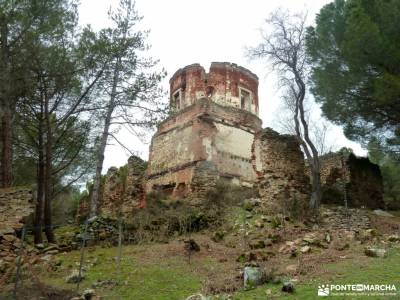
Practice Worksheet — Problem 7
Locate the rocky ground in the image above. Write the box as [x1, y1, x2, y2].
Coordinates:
[0, 203, 399, 299]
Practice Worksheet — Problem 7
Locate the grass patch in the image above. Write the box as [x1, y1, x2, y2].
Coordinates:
[38, 242, 213, 300]
[35, 239, 400, 299]
[235, 245, 400, 299]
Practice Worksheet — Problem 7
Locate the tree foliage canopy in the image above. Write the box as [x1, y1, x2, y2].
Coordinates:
[306, 0, 400, 154]
[368, 138, 400, 209]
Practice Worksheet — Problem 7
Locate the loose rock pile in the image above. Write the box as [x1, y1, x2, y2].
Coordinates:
[75, 216, 120, 246]
[321, 205, 371, 231]
[0, 188, 35, 273]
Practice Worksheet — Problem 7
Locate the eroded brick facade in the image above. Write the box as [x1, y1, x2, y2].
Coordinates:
[101, 155, 146, 217]
[0, 188, 34, 269]
[256, 128, 310, 214]
[146, 62, 263, 199]
[318, 152, 384, 209]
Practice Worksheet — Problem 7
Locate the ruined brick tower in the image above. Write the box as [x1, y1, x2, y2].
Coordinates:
[145, 62, 263, 199]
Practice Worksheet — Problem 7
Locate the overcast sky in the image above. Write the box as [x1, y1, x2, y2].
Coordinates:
[79, 0, 366, 172]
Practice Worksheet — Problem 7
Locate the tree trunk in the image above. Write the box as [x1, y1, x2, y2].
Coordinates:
[90, 103, 114, 217]
[309, 164, 322, 209]
[34, 113, 45, 244]
[90, 60, 120, 217]
[0, 18, 13, 188]
[44, 98, 55, 243]
[1, 106, 13, 187]
[293, 74, 322, 211]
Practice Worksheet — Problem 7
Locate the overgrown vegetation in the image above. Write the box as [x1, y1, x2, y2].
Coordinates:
[126, 180, 258, 244]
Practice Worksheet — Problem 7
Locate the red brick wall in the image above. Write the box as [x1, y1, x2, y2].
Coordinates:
[169, 62, 259, 114]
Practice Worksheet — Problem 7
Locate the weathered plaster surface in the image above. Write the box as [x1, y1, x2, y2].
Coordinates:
[146, 62, 262, 199]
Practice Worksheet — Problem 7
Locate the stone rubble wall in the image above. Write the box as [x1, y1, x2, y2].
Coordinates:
[317, 152, 350, 186]
[101, 155, 146, 218]
[0, 188, 35, 272]
[321, 205, 371, 231]
[347, 154, 384, 209]
[188, 161, 219, 205]
[317, 152, 384, 209]
[256, 128, 310, 214]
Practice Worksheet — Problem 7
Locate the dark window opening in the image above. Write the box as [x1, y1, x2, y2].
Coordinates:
[206, 86, 214, 98]
[173, 90, 182, 110]
[154, 183, 175, 196]
[174, 182, 188, 197]
[240, 89, 251, 111]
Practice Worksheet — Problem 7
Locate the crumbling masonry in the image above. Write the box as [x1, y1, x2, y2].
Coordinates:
[145, 62, 311, 206]
[99, 62, 383, 213]
[318, 152, 384, 209]
[256, 128, 310, 213]
[145, 63, 263, 201]
[0, 188, 34, 271]
[101, 156, 146, 217]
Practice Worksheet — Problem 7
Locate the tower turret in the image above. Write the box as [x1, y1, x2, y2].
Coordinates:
[169, 62, 259, 115]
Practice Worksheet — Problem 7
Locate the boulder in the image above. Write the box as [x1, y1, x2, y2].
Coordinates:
[41, 254, 53, 262]
[66, 269, 85, 283]
[285, 241, 295, 247]
[45, 249, 59, 255]
[303, 233, 320, 245]
[387, 234, 400, 242]
[365, 248, 387, 258]
[42, 244, 59, 253]
[2, 234, 16, 242]
[185, 294, 211, 300]
[82, 289, 96, 300]
[184, 239, 200, 252]
[254, 219, 264, 228]
[282, 281, 295, 293]
[244, 266, 265, 290]
[286, 264, 298, 273]
[35, 243, 45, 250]
[278, 244, 297, 256]
[300, 246, 311, 253]
[373, 210, 394, 217]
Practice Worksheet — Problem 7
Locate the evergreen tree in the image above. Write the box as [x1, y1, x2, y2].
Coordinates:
[89, 0, 167, 217]
[13, 0, 104, 242]
[306, 0, 400, 154]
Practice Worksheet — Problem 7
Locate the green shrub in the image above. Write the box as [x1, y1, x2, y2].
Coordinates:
[205, 180, 258, 209]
